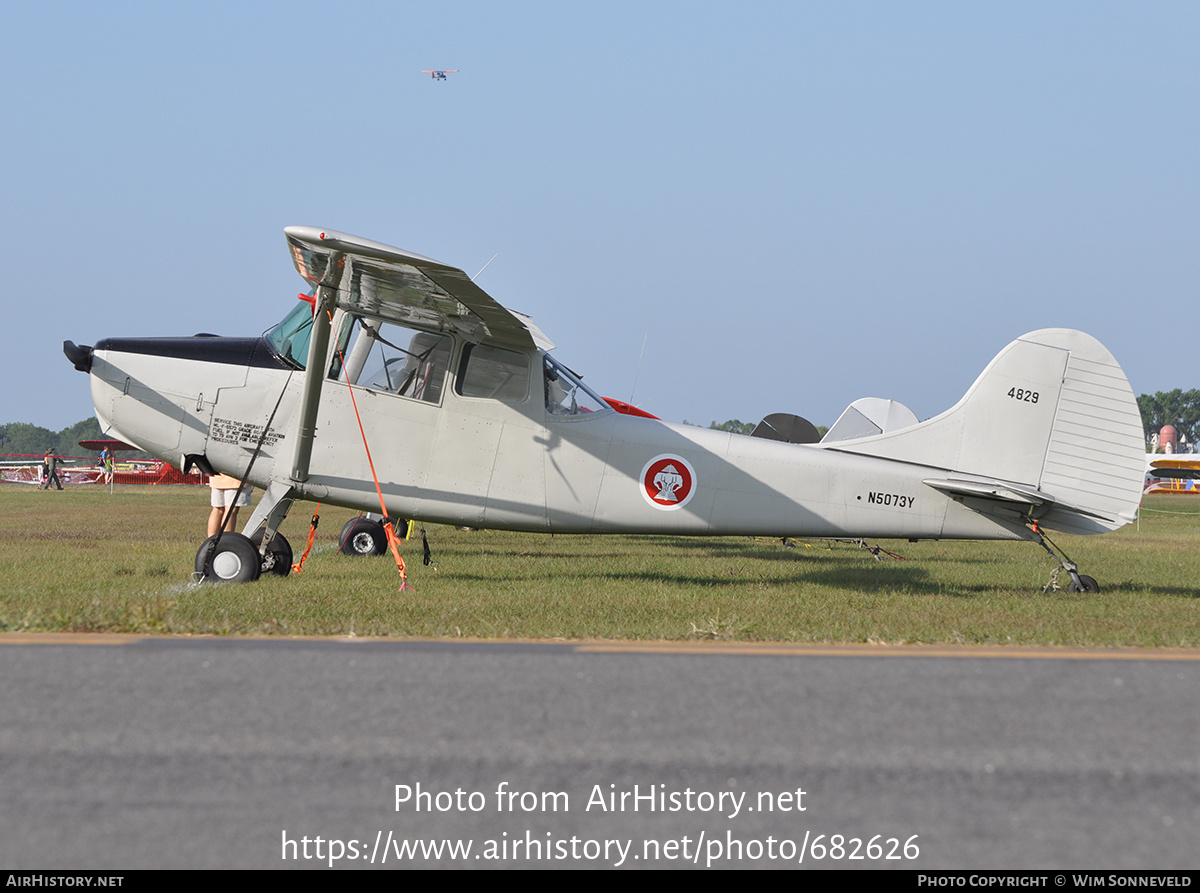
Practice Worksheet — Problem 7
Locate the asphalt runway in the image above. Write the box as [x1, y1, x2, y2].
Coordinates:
[0, 635, 1197, 869]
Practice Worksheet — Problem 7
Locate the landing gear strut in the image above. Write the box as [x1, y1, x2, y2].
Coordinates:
[250, 528, 293, 576]
[1030, 524, 1100, 593]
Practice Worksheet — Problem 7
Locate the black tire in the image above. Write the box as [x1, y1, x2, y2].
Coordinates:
[339, 518, 388, 556]
[338, 518, 358, 552]
[195, 533, 262, 583]
[250, 529, 293, 577]
[1068, 574, 1100, 593]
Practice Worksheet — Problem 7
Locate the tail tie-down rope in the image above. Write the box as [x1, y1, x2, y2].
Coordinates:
[326, 309, 411, 592]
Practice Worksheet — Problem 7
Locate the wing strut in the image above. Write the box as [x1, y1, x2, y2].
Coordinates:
[242, 255, 345, 565]
[290, 253, 344, 483]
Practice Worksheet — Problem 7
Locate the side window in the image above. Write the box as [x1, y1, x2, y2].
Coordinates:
[333, 316, 452, 404]
[456, 344, 530, 403]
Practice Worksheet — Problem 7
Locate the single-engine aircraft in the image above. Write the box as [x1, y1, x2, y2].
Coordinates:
[422, 69, 458, 80]
[62, 227, 1146, 590]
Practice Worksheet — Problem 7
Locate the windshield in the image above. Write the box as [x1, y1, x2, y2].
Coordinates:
[266, 299, 315, 369]
[543, 355, 610, 417]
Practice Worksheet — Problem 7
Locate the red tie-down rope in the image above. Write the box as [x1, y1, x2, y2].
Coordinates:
[323, 309, 410, 591]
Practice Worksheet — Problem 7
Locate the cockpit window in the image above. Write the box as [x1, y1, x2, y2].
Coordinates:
[544, 355, 610, 417]
[265, 299, 315, 369]
[332, 315, 451, 404]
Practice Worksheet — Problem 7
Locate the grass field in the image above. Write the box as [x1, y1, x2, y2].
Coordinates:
[1, 485, 1197, 645]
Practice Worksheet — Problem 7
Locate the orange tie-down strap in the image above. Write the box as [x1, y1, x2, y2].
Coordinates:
[326, 309, 410, 590]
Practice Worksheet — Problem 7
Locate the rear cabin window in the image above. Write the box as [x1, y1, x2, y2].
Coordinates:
[456, 344, 530, 403]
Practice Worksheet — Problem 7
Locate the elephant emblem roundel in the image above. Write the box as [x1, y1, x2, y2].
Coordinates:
[639, 454, 696, 511]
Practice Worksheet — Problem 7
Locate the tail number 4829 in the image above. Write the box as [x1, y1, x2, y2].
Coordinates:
[1008, 387, 1039, 404]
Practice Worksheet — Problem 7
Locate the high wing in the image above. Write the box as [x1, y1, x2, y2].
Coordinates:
[284, 226, 552, 351]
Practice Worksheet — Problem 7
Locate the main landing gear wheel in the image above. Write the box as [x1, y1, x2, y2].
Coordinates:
[1068, 574, 1100, 593]
[195, 533, 262, 583]
[250, 529, 293, 577]
[339, 518, 388, 556]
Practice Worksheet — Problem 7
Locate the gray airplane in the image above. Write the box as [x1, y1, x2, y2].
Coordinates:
[63, 226, 1146, 590]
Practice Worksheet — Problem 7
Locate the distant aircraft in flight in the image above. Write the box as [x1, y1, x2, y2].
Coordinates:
[422, 70, 458, 81]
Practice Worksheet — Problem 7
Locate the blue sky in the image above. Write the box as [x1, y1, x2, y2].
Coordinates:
[3, 1, 1197, 434]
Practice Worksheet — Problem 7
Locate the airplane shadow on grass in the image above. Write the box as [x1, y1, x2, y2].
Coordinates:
[450, 556, 952, 595]
[648, 535, 1002, 564]
[443, 535, 1059, 595]
[1101, 581, 1200, 598]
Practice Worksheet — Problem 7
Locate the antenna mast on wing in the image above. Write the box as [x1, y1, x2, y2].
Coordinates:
[471, 253, 499, 282]
[629, 332, 648, 403]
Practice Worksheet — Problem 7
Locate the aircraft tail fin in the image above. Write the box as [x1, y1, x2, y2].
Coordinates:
[823, 329, 1145, 534]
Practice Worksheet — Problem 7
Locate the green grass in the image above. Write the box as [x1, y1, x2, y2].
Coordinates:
[1, 486, 1198, 645]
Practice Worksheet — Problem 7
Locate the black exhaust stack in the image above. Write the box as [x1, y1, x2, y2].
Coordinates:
[63, 341, 94, 373]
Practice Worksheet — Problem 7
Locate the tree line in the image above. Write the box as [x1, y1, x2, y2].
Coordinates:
[0, 418, 148, 459]
[1137, 389, 1199, 449]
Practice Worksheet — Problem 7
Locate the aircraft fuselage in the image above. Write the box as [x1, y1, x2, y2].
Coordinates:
[83, 323, 1025, 543]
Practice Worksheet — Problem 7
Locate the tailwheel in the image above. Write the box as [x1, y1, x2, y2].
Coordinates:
[1068, 574, 1100, 593]
[195, 533, 262, 583]
[250, 529, 293, 577]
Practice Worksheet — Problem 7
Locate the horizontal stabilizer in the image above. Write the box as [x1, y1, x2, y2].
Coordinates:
[922, 477, 1049, 506]
[922, 477, 1112, 522]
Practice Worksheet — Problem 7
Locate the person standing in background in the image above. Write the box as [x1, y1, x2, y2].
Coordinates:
[39, 448, 63, 491]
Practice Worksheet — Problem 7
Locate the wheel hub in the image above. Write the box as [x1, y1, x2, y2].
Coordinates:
[212, 551, 243, 579]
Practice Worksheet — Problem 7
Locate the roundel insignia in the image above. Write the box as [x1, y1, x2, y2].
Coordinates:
[639, 454, 697, 511]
